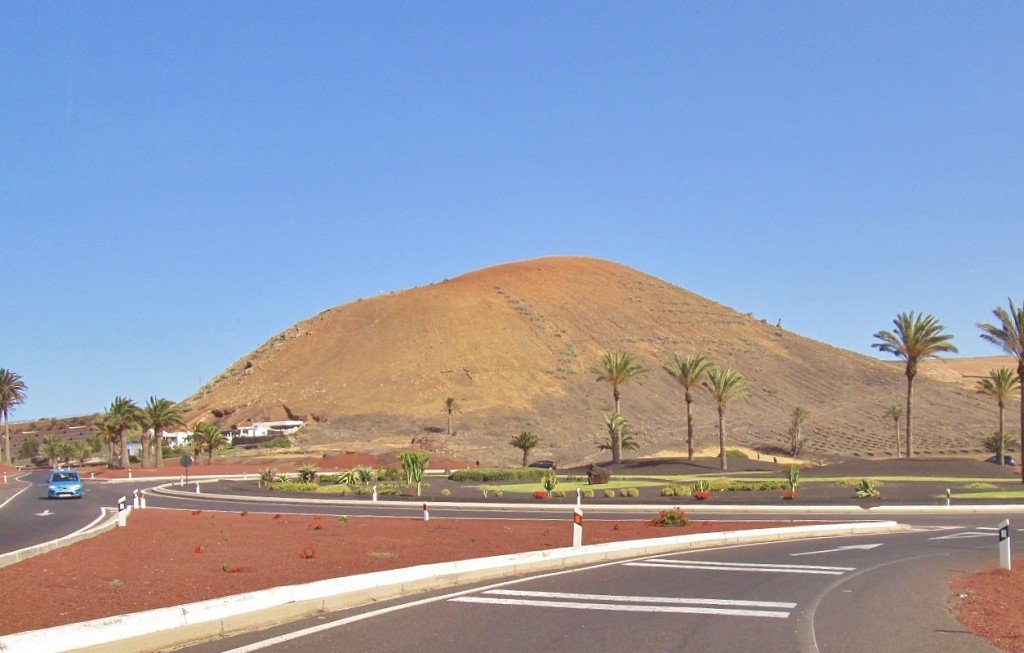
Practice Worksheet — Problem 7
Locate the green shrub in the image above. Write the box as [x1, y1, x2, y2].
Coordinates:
[315, 484, 350, 495]
[493, 489, 503, 498]
[542, 471, 559, 493]
[448, 468, 549, 482]
[855, 479, 880, 499]
[551, 489, 565, 497]
[582, 488, 595, 498]
[661, 486, 676, 497]
[297, 465, 319, 483]
[604, 489, 616, 498]
[441, 488, 452, 497]
[268, 481, 318, 492]
[259, 468, 278, 487]
[376, 467, 403, 482]
[726, 449, 749, 458]
[260, 436, 291, 449]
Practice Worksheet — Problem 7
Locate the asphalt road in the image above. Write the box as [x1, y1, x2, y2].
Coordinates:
[3, 477, 1021, 652]
[174, 527, 1008, 653]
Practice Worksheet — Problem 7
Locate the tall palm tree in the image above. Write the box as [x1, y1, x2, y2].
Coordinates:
[442, 397, 460, 436]
[701, 367, 750, 470]
[664, 353, 713, 461]
[592, 352, 647, 415]
[190, 422, 227, 464]
[509, 430, 541, 467]
[0, 368, 28, 465]
[872, 312, 957, 458]
[976, 368, 1021, 467]
[103, 397, 142, 469]
[141, 397, 185, 468]
[978, 299, 1024, 481]
[883, 404, 904, 458]
[93, 417, 119, 465]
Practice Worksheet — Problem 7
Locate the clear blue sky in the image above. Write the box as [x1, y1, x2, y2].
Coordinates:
[3, 3, 1022, 420]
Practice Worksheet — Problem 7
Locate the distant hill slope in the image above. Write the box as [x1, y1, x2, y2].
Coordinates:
[182, 256, 1008, 465]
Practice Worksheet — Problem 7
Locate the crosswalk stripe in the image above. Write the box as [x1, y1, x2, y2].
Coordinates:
[483, 589, 797, 609]
[624, 559, 853, 575]
[450, 596, 790, 618]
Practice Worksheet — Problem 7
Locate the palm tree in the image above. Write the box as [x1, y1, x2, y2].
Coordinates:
[872, 312, 957, 458]
[597, 411, 640, 459]
[701, 367, 750, 470]
[883, 404, 904, 458]
[509, 430, 541, 467]
[141, 397, 185, 468]
[789, 406, 809, 457]
[102, 397, 142, 469]
[93, 417, 119, 465]
[664, 353, 713, 461]
[442, 397, 460, 436]
[976, 368, 1021, 467]
[40, 434, 64, 469]
[978, 299, 1024, 481]
[0, 368, 28, 465]
[190, 422, 227, 464]
[592, 352, 647, 415]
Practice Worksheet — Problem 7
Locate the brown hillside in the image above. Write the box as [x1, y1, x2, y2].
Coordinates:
[183, 256, 1011, 465]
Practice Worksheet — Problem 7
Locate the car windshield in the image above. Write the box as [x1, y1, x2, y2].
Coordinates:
[52, 473, 78, 482]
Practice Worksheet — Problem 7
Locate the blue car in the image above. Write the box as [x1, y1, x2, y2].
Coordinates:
[47, 470, 83, 499]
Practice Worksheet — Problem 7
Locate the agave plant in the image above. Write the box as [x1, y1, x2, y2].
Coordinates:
[855, 479, 880, 499]
[297, 464, 319, 483]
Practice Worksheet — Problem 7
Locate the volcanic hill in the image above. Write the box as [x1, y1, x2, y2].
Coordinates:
[183, 256, 1003, 465]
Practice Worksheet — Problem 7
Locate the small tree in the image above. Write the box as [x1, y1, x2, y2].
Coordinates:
[983, 431, 1015, 460]
[789, 406, 809, 456]
[397, 450, 430, 486]
[509, 431, 541, 467]
[701, 367, 750, 471]
[442, 397, 460, 436]
[17, 438, 39, 461]
[189, 422, 227, 464]
[597, 410, 640, 455]
[41, 434, 64, 469]
[883, 404, 904, 458]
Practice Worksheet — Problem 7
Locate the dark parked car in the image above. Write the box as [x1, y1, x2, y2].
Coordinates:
[985, 455, 1017, 466]
[528, 460, 557, 470]
[47, 470, 83, 499]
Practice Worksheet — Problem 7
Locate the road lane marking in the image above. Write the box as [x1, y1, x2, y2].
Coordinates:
[625, 559, 854, 575]
[790, 543, 882, 556]
[451, 595, 791, 618]
[928, 531, 997, 541]
[482, 589, 796, 609]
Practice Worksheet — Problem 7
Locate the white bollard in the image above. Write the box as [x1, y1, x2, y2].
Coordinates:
[140, 490, 147, 509]
[572, 507, 583, 548]
[946, 488, 951, 507]
[999, 519, 1011, 570]
[128, 469, 132, 480]
[180, 476, 185, 487]
[423, 503, 429, 521]
[3, 473, 6, 483]
[133, 489, 140, 509]
[372, 485, 378, 502]
[117, 496, 128, 527]
[577, 488, 581, 505]
[195, 482, 201, 494]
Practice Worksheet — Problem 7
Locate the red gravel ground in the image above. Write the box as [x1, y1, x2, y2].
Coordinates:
[951, 565, 1024, 652]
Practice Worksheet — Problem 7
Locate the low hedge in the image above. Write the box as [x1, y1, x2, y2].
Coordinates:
[448, 467, 550, 482]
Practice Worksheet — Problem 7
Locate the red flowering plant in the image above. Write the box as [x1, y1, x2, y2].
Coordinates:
[645, 507, 689, 527]
[533, 490, 548, 499]
[691, 480, 711, 500]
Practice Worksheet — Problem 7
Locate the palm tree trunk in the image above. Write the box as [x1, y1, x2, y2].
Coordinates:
[905, 375, 915, 459]
[612, 431, 622, 464]
[119, 431, 127, 469]
[685, 394, 695, 462]
[447, 412, 452, 436]
[1018, 361, 1024, 483]
[894, 419, 901, 458]
[3, 414, 11, 465]
[718, 406, 727, 471]
[155, 431, 164, 468]
[140, 432, 151, 468]
[998, 401, 1005, 466]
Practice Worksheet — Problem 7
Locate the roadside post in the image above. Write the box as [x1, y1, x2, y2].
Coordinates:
[140, 489, 147, 509]
[423, 503, 429, 522]
[195, 482, 201, 494]
[372, 485, 378, 502]
[132, 489, 140, 509]
[999, 519, 1011, 570]
[576, 488, 581, 505]
[946, 488, 951, 507]
[572, 507, 583, 548]
[117, 496, 128, 527]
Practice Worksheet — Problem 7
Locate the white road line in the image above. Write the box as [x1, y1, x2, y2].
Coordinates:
[483, 589, 797, 609]
[625, 559, 854, 575]
[928, 532, 996, 541]
[450, 596, 790, 618]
